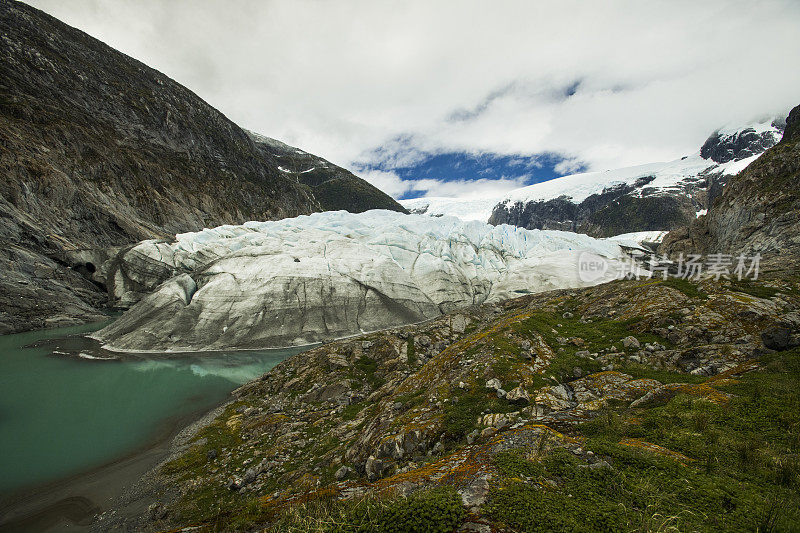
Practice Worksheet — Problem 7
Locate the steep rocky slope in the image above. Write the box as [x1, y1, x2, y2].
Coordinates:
[0, 0, 402, 334]
[98, 272, 800, 532]
[663, 104, 800, 258]
[248, 132, 406, 214]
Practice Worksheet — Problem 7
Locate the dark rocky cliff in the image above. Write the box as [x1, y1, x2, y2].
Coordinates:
[662, 104, 800, 258]
[489, 176, 699, 237]
[489, 124, 783, 238]
[0, 0, 402, 333]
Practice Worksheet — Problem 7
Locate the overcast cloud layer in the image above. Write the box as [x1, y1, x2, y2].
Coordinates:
[29, 0, 800, 199]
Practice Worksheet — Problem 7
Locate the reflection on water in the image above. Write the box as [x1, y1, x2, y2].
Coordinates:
[0, 321, 307, 494]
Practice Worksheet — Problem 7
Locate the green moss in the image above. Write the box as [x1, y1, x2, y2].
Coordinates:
[659, 278, 708, 299]
[395, 389, 425, 409]
[269, 486, 465, 533]
[353, 356, 385, 389]
[341, 401, 367, 421]
[407, 337, 417, 366]
[442, 388, 518, 441]
[726, 279, 780, 299]
[614, 362, 707, 385]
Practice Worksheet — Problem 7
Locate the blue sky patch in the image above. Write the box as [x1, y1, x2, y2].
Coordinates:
[354, 148, 587, 200]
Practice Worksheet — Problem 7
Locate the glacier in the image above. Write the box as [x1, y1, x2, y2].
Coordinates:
[93, 210, 633, 352]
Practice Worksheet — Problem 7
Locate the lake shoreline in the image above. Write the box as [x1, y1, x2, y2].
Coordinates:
[0, 397, 224, 533]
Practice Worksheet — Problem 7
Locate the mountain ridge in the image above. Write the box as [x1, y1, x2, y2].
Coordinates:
[0, 0, 402, 334]
[401, 119, 784, 237]
[662, 103, 800, 259]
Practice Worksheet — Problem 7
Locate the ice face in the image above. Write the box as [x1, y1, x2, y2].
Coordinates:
[94, 210, 632, 352]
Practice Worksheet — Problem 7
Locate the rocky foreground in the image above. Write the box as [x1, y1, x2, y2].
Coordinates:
[97, 266, 800, 532]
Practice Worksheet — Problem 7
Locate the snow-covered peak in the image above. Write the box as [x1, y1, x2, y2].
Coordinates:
[499, 150, 760, 207]
[700, 118, 783, 164]
[399, 118, 783, 224]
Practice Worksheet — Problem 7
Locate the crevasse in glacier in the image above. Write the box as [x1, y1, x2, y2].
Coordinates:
[93, 210, 632, 352]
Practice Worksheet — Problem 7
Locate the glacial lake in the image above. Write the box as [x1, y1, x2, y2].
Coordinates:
[0, 321, 306, 495]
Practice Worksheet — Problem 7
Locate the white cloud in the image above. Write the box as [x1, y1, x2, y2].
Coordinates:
[406, 177, 529, 200]
[553, 157, 585, 176]
[357, 169, 410, 198]
[28, 0, 800, 187]
[356, 170, 526, 200]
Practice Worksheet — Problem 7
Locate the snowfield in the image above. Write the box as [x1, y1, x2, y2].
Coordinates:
[400, 151, 762, 224]
[94, 210, 633, 352]
[605, 231, 670, 248]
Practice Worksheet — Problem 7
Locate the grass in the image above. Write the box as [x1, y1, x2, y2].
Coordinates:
[266, 486, 465, 532]
[726, 278, 781, 299]
[659, 278, 708, 300]
[485, 348, 800, 532]
[407, 337, 417, 365]
[512, 310, 673, 385]
[341, 401, 367, 421]
[442, 386, 520, 441]
[660, 277, 708, 299]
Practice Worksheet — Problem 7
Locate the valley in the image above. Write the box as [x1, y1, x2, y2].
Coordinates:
[1, 1, 799, 532]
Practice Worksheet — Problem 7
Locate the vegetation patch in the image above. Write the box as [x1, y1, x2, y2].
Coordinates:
[341, 401, 367, 421]
[443, 387, 519, 441]
[513, 311, 671, 385]
[267, 486, 465, 532]
[486, 348, 800, 532]
[660, 277, 708, 299]
[727, 278, 781, 299]
[353, 356, 385, 389]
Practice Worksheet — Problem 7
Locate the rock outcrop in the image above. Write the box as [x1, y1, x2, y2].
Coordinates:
[489, 177, 699, 237]
[91, 211, 632, 351]
[662, 104, 800, 258]
[700, 120, 786, 163]
[0, 0, 403, 333]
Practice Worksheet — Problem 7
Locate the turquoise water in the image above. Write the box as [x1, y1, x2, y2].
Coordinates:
[0, 322, 306, 494]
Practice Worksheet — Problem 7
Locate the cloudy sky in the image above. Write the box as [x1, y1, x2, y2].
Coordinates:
[29, 0, 800, 200]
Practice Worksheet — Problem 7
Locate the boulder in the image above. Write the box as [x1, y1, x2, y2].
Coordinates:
[622, 336, 641, 349]
[506, 386, 530, 405]
[762, 327, 793, 351]
[458, 476, 490, 509]
[485, 378, 502, 391]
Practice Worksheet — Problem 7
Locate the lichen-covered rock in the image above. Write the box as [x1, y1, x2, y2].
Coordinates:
[622, 336, 641, 349]
[485, 378, 503, 392]
[506, 386, 530, 405]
